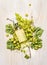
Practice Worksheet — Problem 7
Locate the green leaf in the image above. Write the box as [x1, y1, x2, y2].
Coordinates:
[6, 24, 14, 34]
[7, 39, 15, 50]
[35, 27, 43, 37]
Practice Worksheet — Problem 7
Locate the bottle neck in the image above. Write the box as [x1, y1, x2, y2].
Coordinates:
[6, 18, 21, 30]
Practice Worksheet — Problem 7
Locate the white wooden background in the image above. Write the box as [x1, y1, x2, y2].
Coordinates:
[0, 0, 47, 65]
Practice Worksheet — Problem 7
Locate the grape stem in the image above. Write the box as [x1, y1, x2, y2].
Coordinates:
[28, 47, 31, 58]
[7, 18, 14, 24]
[6, 18, 16, 29]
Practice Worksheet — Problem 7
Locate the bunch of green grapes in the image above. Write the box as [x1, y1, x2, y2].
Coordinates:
[15, 13, 43, 50]
[6, 13, 43, 59]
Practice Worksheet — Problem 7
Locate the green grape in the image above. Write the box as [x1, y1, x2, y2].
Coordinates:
[24, 54, 30, 59]
[13, 41, 16, 44]
[29, 4, 31, 6]
[31, 25, 36, 32]
[25, 14, 28, 17]
[13, 33, 19, 42]
[29, 33, 33, 36]
[21, 50, 26, 53]
[15, 44, 21, 50]
[29, 38, 32, 42]
[18, 22, 23, 28]
[38, 44, 42, 48]
[32, 37, 37, 43]
[31, 43, 35, 49]
[15, 13, 22, 21]
[34, 45, 39, 50]
[6, 33, 9, 37]
[11, 38, 14, 42]
[23, 25, 29, 30]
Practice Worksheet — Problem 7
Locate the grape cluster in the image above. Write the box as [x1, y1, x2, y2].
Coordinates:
[15, 13, 43, 50]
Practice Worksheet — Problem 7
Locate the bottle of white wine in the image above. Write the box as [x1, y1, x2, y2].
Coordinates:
[15, 23, 27, 43]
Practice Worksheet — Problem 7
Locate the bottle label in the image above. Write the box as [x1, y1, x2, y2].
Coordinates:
[15, 29, 27, 43]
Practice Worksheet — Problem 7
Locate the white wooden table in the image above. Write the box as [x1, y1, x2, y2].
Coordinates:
[0, 0, 47, 65]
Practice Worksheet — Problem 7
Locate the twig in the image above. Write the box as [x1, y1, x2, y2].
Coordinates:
[28, 47, 31, 58]
[6, 18, 15, 26]
[7, 18, 14, 23]
[6, 18, 16, 30]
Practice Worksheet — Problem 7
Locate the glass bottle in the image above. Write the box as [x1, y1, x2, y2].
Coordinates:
[15, 23, 27, 43]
